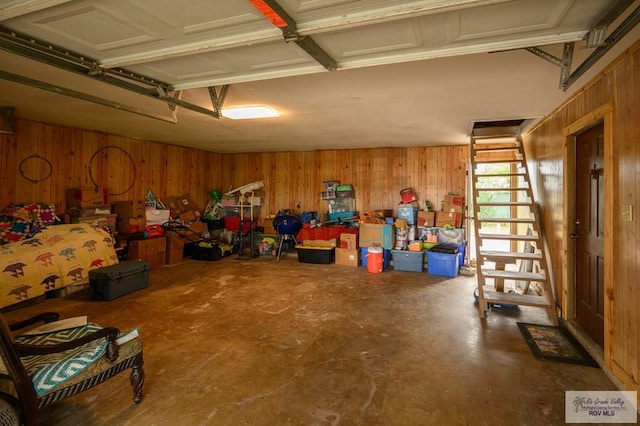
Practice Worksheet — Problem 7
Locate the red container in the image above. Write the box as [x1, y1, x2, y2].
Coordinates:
[146, 224, 165, 238]
[224, 216, 251, 233]
[400, 188, 417, 203]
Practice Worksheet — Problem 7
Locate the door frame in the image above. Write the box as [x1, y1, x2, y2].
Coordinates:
[562, 102, 614, 361]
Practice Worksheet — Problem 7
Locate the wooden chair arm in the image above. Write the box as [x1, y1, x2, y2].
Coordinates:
[9, 312, 60, 332]
[14, 327, 120, 361]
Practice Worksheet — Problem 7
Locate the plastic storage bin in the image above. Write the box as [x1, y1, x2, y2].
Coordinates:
[89, 260, 151, 301]
[427, 251, 460, 277]
[296, 246, 335, 264]
[391, 249, 424, 272]
[457, 244, 465, 266]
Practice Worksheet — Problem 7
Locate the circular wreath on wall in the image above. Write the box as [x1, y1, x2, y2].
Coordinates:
[19, 154, 53, 183]
[88, 146, 137, 196]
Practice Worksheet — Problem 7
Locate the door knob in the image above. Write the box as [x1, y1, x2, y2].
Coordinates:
[570, 233, 578, 240]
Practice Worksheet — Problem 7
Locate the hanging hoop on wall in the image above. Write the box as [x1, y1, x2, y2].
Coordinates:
[88, 146, 137, 196]
[18, 154, 53, 183]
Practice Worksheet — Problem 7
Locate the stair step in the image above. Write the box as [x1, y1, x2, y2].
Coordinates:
[476, 201, 532, 207]
[473, 144, 520, 152]
[481, 288, 551, 307]
[474, 172, 526, 178]
[475, 186, 530, 191]
[478, 233, 539, 241]
[477, 217, 535, 223]
[473, 157, 523, 164]
[481, 269, 546, 281]
[480, 250, 542, 260]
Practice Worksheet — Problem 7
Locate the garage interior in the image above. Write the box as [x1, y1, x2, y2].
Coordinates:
[0, 0, 639, 424]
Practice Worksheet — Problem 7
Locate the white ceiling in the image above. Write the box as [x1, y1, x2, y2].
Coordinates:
[0, 0, 639, 153]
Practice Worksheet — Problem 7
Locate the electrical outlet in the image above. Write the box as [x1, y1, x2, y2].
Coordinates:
[621, 204, 633, 222]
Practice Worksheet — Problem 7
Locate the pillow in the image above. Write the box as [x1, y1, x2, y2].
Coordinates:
[3, 203, 60, 228]
[0, 215, 37, 245]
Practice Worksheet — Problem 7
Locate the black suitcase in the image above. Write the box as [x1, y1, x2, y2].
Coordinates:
[427, 244, 460, 254]
[89, 260, 151, 301]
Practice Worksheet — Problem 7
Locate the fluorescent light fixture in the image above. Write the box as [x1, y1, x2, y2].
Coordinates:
[221, 105, 280, 120]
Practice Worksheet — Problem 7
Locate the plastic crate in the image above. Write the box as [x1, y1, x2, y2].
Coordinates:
[427, 251, 460, 277]
[391, 249, 424, 272]
[89, 260, 150, 301]
[328, 211, 357, 221]
[296, 245, 335, 264]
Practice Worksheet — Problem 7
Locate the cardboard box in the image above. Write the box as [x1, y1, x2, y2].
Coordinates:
[443, 195, 464, 213]
[417, 211, 436, 227]
[68, 206, 111, 217]
[117, 216, 146, 235]
[263, 219, 277, 235]
[67, 187, 110, 208]
[335, 247, 359, 267]
[435, 211, 463, 228]
[166, 195, 196, 214]
[188, 220, 206, 235]
[165, 231, 183, 249]
[340, 233, 357, 249]
[359, 223, 395, 250]
[166, 247, 184, 265]
[70, 213, 117, 233]
[112, 200, 146, 218]
[179, 209, 201, 223]
[302, 238, 337, 248]
[127, 237, 166, 269]
[397, 205, 419, 225]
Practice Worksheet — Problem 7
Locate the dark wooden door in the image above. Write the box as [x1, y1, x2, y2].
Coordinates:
[574, 123, 605, 347]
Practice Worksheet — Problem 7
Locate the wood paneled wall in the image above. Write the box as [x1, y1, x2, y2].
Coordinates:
[1, 118, 468, 225]
[524, 40, 639, 392]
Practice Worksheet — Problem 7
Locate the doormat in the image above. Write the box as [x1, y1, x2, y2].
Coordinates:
[517, 322, 599, 368]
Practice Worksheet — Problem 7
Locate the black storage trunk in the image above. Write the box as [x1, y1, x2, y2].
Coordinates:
[89, 260, 151, 301]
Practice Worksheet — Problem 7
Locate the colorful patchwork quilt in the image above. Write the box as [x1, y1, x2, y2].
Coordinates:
[0, 223, 118, 308]
[0, 203, 60, 245]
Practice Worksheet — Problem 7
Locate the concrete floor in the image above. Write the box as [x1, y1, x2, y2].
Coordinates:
[3, 249, 618, 426]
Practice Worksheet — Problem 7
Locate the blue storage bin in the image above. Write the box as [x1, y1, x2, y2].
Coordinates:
[457, 244, 465, 266]
[427, 251, 460, 277]
[360, 246, 391, 269]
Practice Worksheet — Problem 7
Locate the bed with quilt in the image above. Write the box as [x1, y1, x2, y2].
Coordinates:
[0, 203, 118, 309]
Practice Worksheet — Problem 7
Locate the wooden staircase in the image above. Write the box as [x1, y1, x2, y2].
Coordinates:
[470, 133, 558, 325]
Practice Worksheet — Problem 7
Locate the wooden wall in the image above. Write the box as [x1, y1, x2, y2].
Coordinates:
[524, 40, 639, 392]
[0, 118, 468, 226]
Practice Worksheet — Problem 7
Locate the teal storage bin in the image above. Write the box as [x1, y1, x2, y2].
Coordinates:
[391, 249, 424, 272]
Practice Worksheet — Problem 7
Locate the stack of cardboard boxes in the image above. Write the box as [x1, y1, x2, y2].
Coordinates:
[112, 200, 146, 235]
[335, 233, 358, 266]
[435, 194, 464, 228]
[65, 187, 117, 233]
[112, 199, 166, 269]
